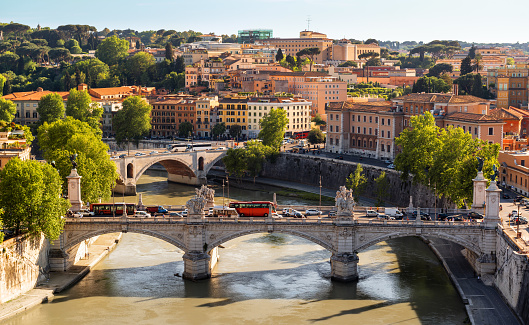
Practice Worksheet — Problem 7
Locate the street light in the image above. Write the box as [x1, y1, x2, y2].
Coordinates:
[319, 174, 322, 209]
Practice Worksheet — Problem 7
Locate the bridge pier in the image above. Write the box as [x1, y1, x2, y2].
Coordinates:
[330, 253, 359, 282]
[167, 173, 202, 186]
[113, 183, 136, 196]
[182, 252, 212, 280]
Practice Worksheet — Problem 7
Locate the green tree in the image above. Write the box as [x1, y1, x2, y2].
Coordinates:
[245, 140, 272, 183]
[394, 112, 499, 207]
[37, 93, 65, 125]
[66, 88, 103, 136]
[311, 114, 327, 127]
[0, 74, 5, 95]
[114, 96, 152, 153]
[359, 51, 380, 82]
[48, 47, 72, 64]
[308, 128, 325, 145]
[0, 158, 69, 239]
[165, 42, 173, 61]
[258, 108, 288, 151]
[0, 98, 16, 123]
[178, 121, 193, 137]
[285, 55, 296, 70]
[427, 63, 453, 78]
[374, 171, 389, 207]
[95, 35, 129, 66]
[346, 163, 367, 203]
[38, 117, 118, 204]
[222, 148, 247, 179]
[412, 76, 451, 93]
[212, 122, 226, 139]
[468, 45, 476, 59]
[365, 38, 379, 45]
[473, 54, 483, 73]
[125, 52, 155, 85]
[229, 124, 242, 139]
[460, 56, 473, 76]
[275, 48, 284, 62]
[297, 47, 321, 71]
[507, 58, 515, 66]
[338, 61, 358, 67]
[456, 73, 488, 98]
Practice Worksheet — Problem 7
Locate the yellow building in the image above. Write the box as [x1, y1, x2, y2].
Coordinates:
[195, 96, 219, 138]
[217, 98, 249, 138]
[487, 66, 529, 108]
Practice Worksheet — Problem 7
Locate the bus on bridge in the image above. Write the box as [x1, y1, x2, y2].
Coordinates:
[229, 201, 277, 217]
[89, 203, 136, 216]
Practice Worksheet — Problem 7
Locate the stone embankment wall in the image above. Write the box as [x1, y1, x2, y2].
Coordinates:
[0, 235, 49, 303]
[494, 230, 529, 323]
[261, 154, 447, 208]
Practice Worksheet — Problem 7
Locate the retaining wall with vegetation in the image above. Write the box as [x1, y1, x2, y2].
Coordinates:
[261, 154, 451, 208]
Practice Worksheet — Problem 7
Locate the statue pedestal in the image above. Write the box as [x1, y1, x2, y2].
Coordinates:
[484, 182, 501, 229]
[187, 212, 205, 223]
[66, 169, 82, 212]
[471, 171, 487, 214]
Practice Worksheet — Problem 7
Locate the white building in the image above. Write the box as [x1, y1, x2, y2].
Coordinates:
[246, 97, 312, 138]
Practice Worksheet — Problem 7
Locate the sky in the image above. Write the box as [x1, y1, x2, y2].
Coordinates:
[2, 0, 528, 44]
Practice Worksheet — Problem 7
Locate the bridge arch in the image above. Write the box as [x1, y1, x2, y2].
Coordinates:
[64, 228, 187, 253]
[203, 152, 226, 175]
[127, 163, 134, 179]
[355, 232, 482, 256]
[134, 156, 196, 183]
[207, 229, 335, 254]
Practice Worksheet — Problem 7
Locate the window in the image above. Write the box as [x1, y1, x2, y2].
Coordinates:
[369, 116, 372, 123]
[387, 144, 390, 152]
[330, 138, 333, 145]
[336, 126, 339, 132]
[352, 115, 355, 122]
[330, 125, 333, 132]
[388, 131, 391, 138]
[388, 119, 391, 126]
[363, 116, 366, 122]
[488, 127, 493, 136]
[382, 130, 385, 137]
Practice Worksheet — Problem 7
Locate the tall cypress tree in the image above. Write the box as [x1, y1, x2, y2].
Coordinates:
[165, 42, 173, 61]
[275, 48, 284, 62]
[460, 57, 473, 76]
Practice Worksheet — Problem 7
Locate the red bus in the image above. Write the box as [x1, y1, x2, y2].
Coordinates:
[90, 203, 136, 216]
[229, 201, 277, 217]
[293, 131, 309, 139]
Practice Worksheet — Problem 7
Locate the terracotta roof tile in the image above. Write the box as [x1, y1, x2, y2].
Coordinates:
[327, 101, 393, 112]
[444, 112, 503, 123]
[393, 93, 489, 104]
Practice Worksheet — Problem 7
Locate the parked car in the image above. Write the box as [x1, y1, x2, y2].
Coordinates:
[465, 211, 484, 219]
[135, 152, 145, 156]
[118, 154, 126, 158]
[305, 209, 322, 216]
[514, 196, 525, 202]
[146, 206, 168, 214]
[336, 156, 344, 160]
[135, 211, 151, 218]
[446, 215, 464, 222]
[377, 214, 395, 220]
[411, 211, 431, 220]
[511, 210, 519, 218]
[510, 216, 528, 224]
[383, 159, 392, 164]
[366, 210, 379, 217]
[169, 212, 183, 217]
[80, 209, 94, 217]
[437, 213, 449, 221]
[387, 164, 395, 169]
[328, 210, 337, 217]
[181, 209, 188, 217]
[149, 151, 158, 155]
[503, 193, 510, 199]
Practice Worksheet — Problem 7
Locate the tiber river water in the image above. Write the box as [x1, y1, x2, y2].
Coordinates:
[4, 170, 467, 325]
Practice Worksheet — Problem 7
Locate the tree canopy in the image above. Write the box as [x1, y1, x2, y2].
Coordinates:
[95, 35, 129, 66]
[346, 164, 367, 203]
[113, 96, 152, 150]
[258, 108, 288, 151]
[412, 76, 451, 93]
[0, 98, 16, 123]
[38, 117, 118, 204]
[36, 92, 65, 125]
[0, 158, 69, 239]
[427, 63, 453, 78]
[212, 122, 226, 139]
[460, 57, 473, 76]
[308, 128, 325, 145]
[178, 121, 193, 137]
[394, 112, 499, 207]
[66, 88, 103, 136]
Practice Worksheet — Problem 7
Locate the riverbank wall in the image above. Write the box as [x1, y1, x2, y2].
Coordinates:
[0, 233, 122, 321]
[0, 235, 49, 304]
[261, 154, 450, 208]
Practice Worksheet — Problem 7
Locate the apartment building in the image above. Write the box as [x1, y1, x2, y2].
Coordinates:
[217, 98, 249, 137]
[326, 93, 504, 157]
[185, 58, 226, 89]
[499, 150, 529, 195]
[262, 31, 333, 64]
[195, 96, 219, 138]
[487, 66, 529, 109]
[332, 39, 381, 61]
[150, 98, 197, 138]
[246, 97, 312, 138]
[4, 88, 69, 125]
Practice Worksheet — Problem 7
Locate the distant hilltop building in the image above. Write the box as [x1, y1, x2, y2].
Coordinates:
[238, 29, 273, 44]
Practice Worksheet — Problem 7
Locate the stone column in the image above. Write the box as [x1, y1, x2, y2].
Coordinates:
[484, 181, 501, 228]
[66, 169, 82, 212]
[471, 171, 487, 214]
[415, 207, 421, 224]
[331, 253, 359, 282]
[182, 223, 212, 280]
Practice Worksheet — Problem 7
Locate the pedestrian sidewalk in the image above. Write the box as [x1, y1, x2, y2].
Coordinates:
[0, 233, 121, 322]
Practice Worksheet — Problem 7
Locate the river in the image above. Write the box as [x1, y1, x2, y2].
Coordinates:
[3, 170, 467, 325]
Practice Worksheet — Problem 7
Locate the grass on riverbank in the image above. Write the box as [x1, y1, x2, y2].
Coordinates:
[276, 189, 334, 203]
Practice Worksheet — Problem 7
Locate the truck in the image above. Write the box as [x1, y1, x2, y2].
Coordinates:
[146, 206, 168, 214]
[384, 208, 404, 219]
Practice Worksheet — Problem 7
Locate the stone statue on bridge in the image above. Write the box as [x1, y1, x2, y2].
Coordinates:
[477, 157, 484, 172]
[196, 185, 214, 203]
[336, 186, 355, 216]
[186, 196, 207, 215]
[70, 154, 78, 169]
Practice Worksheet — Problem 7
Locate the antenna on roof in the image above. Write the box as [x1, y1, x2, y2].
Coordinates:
[306, 16, 311, 31]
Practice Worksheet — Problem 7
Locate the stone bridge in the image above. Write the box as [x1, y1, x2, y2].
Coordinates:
[112, 150, 226, 195]
[53, 214, 498, 282]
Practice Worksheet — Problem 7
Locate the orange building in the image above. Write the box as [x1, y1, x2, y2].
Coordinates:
[499, 151, 529, 195]
[262, 31, 333, 64]
[150, 98, 197, 138]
